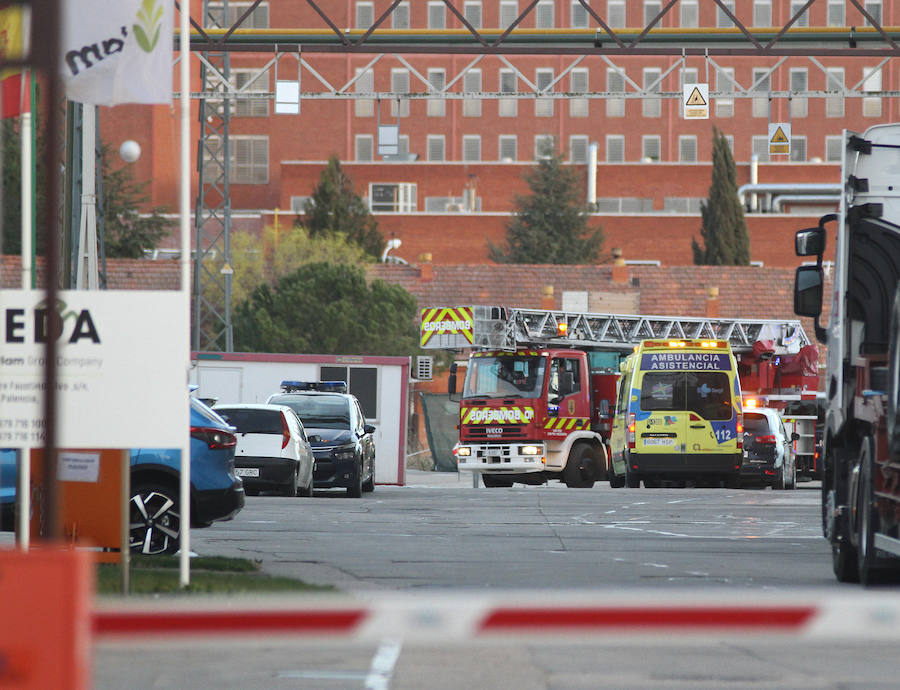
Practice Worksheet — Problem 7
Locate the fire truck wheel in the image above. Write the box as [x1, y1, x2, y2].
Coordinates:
[563, 445, 596, 488]
[482, 474, 514, 488]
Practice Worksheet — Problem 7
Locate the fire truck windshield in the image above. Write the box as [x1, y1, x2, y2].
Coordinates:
[462, 354, 546, 399]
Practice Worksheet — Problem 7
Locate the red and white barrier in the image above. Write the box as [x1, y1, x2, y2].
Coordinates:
[92, 591, 900, 642]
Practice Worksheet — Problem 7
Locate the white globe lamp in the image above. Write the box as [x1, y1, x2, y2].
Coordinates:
[119, 140, 141, 163]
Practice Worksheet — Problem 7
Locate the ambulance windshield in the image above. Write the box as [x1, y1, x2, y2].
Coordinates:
[462, 355, 546, 399]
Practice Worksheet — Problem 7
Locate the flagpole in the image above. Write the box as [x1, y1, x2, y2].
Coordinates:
[179, 0, 192, 588]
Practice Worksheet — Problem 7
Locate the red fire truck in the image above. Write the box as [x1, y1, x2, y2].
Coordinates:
[420, 306, 815, 488]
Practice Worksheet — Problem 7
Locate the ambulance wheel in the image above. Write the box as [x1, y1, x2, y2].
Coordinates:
[608, 464, 625, 488]
[563, 444, 596, 488]
[625, 468, 641, 488]
[482, 475, 514, 488]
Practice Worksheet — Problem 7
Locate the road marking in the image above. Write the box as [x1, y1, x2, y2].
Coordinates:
[365, 638, 402, 690]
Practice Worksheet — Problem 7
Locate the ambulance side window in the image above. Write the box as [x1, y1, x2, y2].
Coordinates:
[616, 373, 629, 415]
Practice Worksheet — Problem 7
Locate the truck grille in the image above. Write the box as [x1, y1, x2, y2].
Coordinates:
[468, 425, 527, 440]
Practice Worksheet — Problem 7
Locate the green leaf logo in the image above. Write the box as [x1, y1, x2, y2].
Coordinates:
[133, 0, 163, 53]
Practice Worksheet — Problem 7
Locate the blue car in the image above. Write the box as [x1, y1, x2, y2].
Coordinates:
[0, 397, 245, 553]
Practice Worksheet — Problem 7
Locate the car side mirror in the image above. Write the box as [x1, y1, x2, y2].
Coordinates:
[364, 424, 376, 435]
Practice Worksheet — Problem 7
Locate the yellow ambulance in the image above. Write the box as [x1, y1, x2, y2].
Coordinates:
[608, 339, 743, 488]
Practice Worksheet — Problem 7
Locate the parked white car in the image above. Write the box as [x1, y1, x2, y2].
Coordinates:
[214, 403, 315, 497]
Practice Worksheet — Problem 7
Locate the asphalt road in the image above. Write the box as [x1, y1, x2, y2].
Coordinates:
[188, 470, 834, 591]
[91, 473, 900, 689]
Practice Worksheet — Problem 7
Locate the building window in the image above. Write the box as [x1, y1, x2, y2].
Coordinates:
[827, 0, 844, 26]
[391, 69, 410, 117]
[644, 0, 662, 27]
[206, 2, 269, 28]
[715, 67, 734, 118]
[536, 0, 554, 27]
[752, 68, 770, 118]
[231, 69, 268, 117]
[678, 135, 697, 162]
[607, 0, 626, 28]
[680, 67, 698, 87]
[464, 1, 482, 28]
[789, 69, 807, 118]
[569, 135, 589, 164]
[290, 196, 311, 214]
[427, 135, 445, 161]
[535, 68, 554, 117]
[462, 135, 481, 162]
[463, 69, 482, 117]
[499, 69, 517, 117]
[570, 68, 588, 117]
[535, 135, 554, 160]
[355, 134, 374, 162]
[391, 2, 410, 29]
[500, 1, 518, 28]
[825, 135, 843, 162]
[863, 66, 882, 117]
[571, 1, 589, 28]
[717, 0, 735, 27]
[231, 136, 268, 184]
[607, 68, 625, 117]
[499, 135, 517, 161]
[642, 135, 660, 161]
[428, 1, 446, 29]
[752, 135, 769, 162]
[427, 69, 446, 117]
[356, 1, 374, 29]
[724, 135, 734, 155]
[825, 68, 844, 118]
[680, 0, 698, 27]
[369, 183, 417, 213]
[789, 1, 809, 27]
[790, 136, 807, 162]
[864, 1, 881, 27]
[606, 135, 625, 162]
[354, 68, 374, 117]
[753, 0, 771, 26]
[642, 68, 661, 118]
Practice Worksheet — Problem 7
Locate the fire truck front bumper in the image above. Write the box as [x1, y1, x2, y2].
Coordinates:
[456, 443, 546, 474]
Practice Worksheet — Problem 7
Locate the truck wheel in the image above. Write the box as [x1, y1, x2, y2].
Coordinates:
[857, 437, 893, 585]
[824, 453, 859, 583]
[563, 444, 596, 488]
[482, 474, 514, 488]
[888, 283, 900, 459]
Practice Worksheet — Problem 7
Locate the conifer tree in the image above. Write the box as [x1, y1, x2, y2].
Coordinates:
[489, 151, 603, 264]
[692, 128, 750, 265]
[302, 156, 384, 259]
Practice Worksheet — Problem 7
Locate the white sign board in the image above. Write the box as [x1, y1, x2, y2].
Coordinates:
[58, 451, 101, 482]
[682, 83, 709, 119]
[768, 123, 791, 155]
[0, 290, 188, 448]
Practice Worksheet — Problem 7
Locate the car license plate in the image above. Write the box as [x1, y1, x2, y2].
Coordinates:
[235, 468, 259, 477]
[643, 437, 675, 446]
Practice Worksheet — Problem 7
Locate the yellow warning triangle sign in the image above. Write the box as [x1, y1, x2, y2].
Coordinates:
[770, 126, 789, 143]
[685, 87, 706, 106]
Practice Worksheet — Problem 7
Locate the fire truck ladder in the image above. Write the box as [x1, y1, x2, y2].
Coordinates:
[467, 306, 810, 355]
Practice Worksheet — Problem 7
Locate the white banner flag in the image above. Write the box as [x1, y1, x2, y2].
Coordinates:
[61, 0, 173, 105]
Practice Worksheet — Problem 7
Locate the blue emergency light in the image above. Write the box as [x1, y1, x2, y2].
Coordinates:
[280, 380, 348, 393]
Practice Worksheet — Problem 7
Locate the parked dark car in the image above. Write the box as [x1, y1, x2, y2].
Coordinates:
[268, 381, 376, 498]
[741, 407, 798, 490]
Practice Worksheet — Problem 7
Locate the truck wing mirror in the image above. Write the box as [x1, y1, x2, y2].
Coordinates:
[561, 371, 575, 397]
[795, 227, 826, 257]
[794, 266, 823, 317]
[791, 432, 800, 442]
[794, 265, 827, 344]
[448, 362, 458, 397]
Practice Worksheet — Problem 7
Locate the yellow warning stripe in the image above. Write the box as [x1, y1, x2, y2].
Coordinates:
[543, 417, 590, 431]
